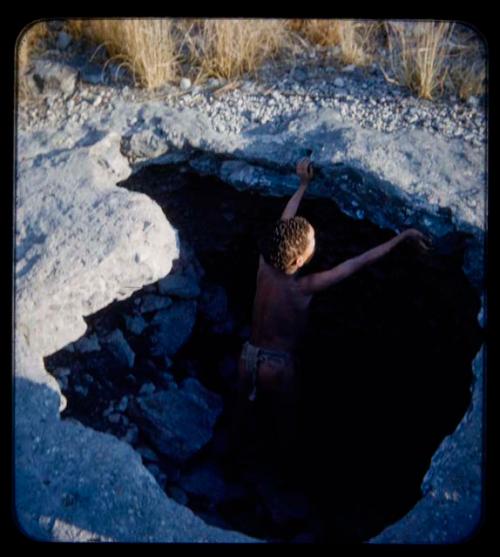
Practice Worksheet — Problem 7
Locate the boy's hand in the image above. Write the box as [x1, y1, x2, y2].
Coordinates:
[296, 158, 313, 182]
[400, 229, 434, 253]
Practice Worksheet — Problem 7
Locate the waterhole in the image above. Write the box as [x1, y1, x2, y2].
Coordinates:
[44, 163, 484, 543]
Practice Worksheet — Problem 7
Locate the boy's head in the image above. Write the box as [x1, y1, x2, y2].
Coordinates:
[261, 216, 316, 274]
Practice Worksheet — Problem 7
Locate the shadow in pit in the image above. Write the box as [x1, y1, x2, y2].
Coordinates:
[118, 163, 484, 543]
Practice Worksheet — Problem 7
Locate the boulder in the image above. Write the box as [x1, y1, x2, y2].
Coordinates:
[136, 446, 160, 463]
[198, 284, 233, 334]
[139, 382, 156, 396]
[149, 301, 197, 357]
[139, 294, 172, 313]
[128, 129, 171, 161]
[15, 124, 256, 542]
[179, 463, 246, 505]
[167, 486, 189, 506]
[131, 378, 223, 463]
[124, 314, 147, 335]
[102, 329, 135, 368]
[73, 333, 101, 353]
[28, 60, 78, 99]
[158, 273, 200, 299]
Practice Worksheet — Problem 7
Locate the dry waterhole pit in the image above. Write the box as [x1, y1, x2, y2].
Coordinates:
[44, 162, 484, 543]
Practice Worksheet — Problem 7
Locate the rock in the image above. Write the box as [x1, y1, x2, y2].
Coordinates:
[293, 68, 307, 82]
[120, 424, 139, 445]
[334, 77, 345, 88]
[15, 53, 485, 544]
[157, 274, 200, 299]
[196, 511, 233, 530]
[167, 486, 189, 506]
[160, 372, 177, 389]
[54, 374, 69, 391]
[73, 334, 101, 353]
[342, 64, 356, 72]
[164, 356, 174, 369]
[180, 78, 192, 91]
[131, 379, 223, 462]
[117, 396, 129, 413]
[108, 413, 121, 424]
[139, 294, 172, 313]
[124, 314, 147, 335]
[146, 464, 167, 488]
[56, 32, 72, 50]
[102, 402, 115, 418]
[139, 382, 156, 396]
[198, 284, 233, 334]
[467, 96, 479, 108]
[256, 480, 311, 526]
[102, 329, 135, 368]
[74, 384, 88, 397]
[126, 374, 138, 386]
[207, 78, 220, 88]
[80, 63, 103, 85]
[181, 377, 223, 411]
[28, 60, 78, 99]
[149, 300, 197, 358]
[128, 129, 171, 160]
[136, 445, 160, 463]
[179, 463, 246, 505]
[15, 123, 254, 543]
[53, 367, 71, 379]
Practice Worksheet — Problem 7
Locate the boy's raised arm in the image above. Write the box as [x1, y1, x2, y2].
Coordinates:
[280, 158, 313, 220]
[298, 229, 433, 294]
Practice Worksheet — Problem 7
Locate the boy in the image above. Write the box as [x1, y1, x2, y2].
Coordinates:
[233, 158, 433, 458]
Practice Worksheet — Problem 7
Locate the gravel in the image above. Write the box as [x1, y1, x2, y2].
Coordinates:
[18, 49, 486, 150]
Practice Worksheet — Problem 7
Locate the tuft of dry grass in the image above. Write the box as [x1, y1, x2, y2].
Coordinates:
[17, 21, 50, 99]
[446, 24, 486, 100]
[289, 19, 379, 67]
[18, 21, 49, 74]
[66, 19, 180, 89]
[384, 21, 456, 100]
[21, 19, 486, 102]
[184, 19, 289, 82]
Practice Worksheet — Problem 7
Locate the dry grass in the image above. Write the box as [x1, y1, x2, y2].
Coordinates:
[289, 19, 380, 67]
[446, 24, 486, 100]
[17, 21, 51, 99]
[18, 21, 49, 74]
[184, 19, 289, 82]
[66, 19, 180, 89]
[21, 19, 485, 101]
[384, 21, 456, 100]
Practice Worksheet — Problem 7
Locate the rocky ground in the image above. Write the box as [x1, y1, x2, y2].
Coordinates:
[18, 36, 486, 147]
[16, 33, 487, 544]
[43, 164, 484, 543]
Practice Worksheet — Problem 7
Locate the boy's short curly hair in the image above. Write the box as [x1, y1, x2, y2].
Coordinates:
[260, 216, 312, 273]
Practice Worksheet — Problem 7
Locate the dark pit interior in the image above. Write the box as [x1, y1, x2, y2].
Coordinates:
[44, 163, 484, 543]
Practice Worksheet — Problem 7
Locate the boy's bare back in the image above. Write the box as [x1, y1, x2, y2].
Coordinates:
[249, 255, 312, 355]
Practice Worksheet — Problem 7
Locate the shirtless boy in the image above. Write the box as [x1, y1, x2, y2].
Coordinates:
[233, 157, 433, 456]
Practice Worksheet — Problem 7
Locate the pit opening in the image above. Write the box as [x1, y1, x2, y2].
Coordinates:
[44, 163, 484, 543]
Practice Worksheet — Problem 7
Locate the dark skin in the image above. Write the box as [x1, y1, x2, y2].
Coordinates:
[231, 158, 434, 456]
